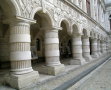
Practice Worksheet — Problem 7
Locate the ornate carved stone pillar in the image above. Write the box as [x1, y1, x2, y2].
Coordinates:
[82, 36, 92, 62]
[6, 18, 39, 89]
[91, 38, 98, 58]
[70, 35, 87, 65]
[40, 28, 64, 75]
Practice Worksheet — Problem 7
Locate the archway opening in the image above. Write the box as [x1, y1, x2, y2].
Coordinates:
[89, 31, 93, 55]
[59, 21, 72, 62]
[0, 7, 10, 69]
[30, 11, 53, 71]
[109, 15, 111, 30]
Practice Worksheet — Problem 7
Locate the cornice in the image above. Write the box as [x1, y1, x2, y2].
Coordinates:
[61, 0, 108, 35]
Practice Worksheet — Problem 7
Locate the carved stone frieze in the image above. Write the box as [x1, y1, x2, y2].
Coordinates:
[16, 0, 41, 18]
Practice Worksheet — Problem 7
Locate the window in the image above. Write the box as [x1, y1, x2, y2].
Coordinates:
[36, 39, 41, 51]
[86, 0, 91, 16]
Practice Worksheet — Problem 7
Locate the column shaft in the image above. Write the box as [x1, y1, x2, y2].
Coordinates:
[70, 35, 86, 65]
[103, 41, 106, 53]
[101, 41, 104, 53]
[45, 30, 61, 66]
[10, 22, 33, 75]
[40, 29, 64, 75]
[97, 40, 101, 56]
[82, 37, 92, 62]
[91, 38, 98, 58]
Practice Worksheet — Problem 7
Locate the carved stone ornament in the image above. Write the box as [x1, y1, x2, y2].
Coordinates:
[17, 0, 41, 18]
[54, 8, 61, 21]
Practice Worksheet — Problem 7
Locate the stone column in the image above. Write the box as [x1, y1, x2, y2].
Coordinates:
[103, 41, 106, 53]
[106, 41, 108, 53]
[82, 36, 92, 62]
[6, 18, 39, 89]
[91, 38, 98, 58]
[101, 41, 104, 53]
[41, 28, 64, 75]
[82, 0, 87, 13]
[97, 39, 101, 56]
[70, 35, 87, 65]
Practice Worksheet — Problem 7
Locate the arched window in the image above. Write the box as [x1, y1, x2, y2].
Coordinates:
[86, 0, 91, 16]
[109, 15, 111, 30]
[36, 39, 41, 51]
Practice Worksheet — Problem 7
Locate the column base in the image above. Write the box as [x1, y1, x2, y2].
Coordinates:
[84, 55, 93, 62]
[39, 64, 65, 75]
[70, 58, 87, 65]
[5, 71, 39, 89]
[91, 54, 98, 58]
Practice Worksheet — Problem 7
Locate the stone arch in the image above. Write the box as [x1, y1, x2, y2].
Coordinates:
[0, 0, 21, 18]
[97, 33, 101, 40]
[90, 31, 94, 38]
[72, 24, 81, 35]
[30, 9, 55, 64]
[31, 9, 54, 28]
[82, 29, 89, 37]
[93, 32, 97, 38]
[59, 18, 71, 35]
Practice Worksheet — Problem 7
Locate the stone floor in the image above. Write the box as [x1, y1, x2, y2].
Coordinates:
[0, 58, 79, 90]
[69, 58, 111, 90]
[1, 57, 111, 90]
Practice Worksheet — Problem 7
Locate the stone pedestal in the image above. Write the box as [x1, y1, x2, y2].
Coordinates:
[5, 18, 39, 89]
[40, 64, 64, 75]
[82, 37, 92, 62]
[5, 71, 39, 89]
[70, 35, 87, 65]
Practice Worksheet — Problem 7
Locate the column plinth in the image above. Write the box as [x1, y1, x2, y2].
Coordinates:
[5, 19, 39, 89]
[70, 35, 87, 65]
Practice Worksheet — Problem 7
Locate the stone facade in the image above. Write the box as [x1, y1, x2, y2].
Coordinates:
[0, 0, 111, 89]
